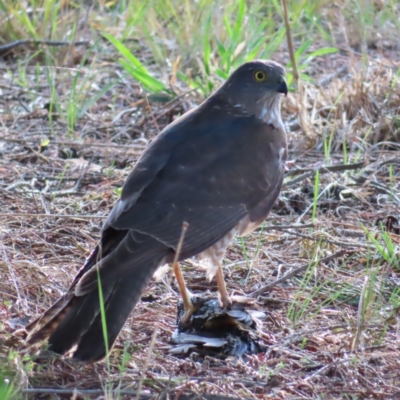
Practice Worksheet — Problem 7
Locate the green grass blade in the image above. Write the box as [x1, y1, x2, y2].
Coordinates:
[294, 39, 312, 64]
[232, 0, 245, 44]
[97, 268, 110, 371]
[103, 32, 145, 69]
[312, 170, 320, 223]
[104, 33, 168, 93]
[223, 15, 233, 39]
[203, 13, 212, 75]
[307, 47, 338, 58]
[78, 80, 118, 118]
[120, 59, 168, 93]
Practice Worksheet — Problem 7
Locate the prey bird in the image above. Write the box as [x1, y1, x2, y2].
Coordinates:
[26, 60, 288, 362]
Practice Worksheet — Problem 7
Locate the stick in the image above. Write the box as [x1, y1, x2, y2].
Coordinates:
[136, 327, 159, 400]
[21, 388, 250, 400]
[0, 39, 89, 54]
[0, 137, 146, 151]
[263, 223, 315, 232]
[247, 249, 355, 298]
[284, 161, 365, 187]
[281, 0, 314, 143]
[285, 161, 366, 176]
[0, 213, 106, 219]
[281, 0, 298, 82]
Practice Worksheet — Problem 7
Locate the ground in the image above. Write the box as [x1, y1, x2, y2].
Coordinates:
[0, 1, 400, 399]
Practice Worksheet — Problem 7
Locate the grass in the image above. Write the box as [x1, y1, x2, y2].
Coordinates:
[97, 268, 111, 372]
[311, 170, 320, 223]
[0, 0, 400, 398]
[0, 377, 17, 400]
[287, 253, 320, 327]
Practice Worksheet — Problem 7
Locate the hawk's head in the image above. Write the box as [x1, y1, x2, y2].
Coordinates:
[218, 60, 287, 128]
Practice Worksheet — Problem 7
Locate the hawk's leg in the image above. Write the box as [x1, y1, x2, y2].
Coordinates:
[216, 262, 232, 310]
[200, 228, 238, 310]
[172, 222, 197, 324]
[172, 259, 197, 324]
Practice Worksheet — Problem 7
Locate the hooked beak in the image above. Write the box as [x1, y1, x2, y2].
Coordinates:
[277, 79, 288, 96]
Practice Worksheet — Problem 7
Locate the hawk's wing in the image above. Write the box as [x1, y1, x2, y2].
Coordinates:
[76, 108, 287, 291]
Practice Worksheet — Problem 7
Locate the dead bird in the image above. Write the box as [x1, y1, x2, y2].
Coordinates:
[171, 297, 266, 359]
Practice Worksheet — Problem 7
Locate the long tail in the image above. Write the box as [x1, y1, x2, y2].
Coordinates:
[26, 230, 168, 362]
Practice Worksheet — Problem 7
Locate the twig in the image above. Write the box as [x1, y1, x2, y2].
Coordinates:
[143, 90, 160, 134]
[286, 161, 366, 176]
[295, 182, 336, 224]
[285, 230, 370, 249]
[0, 39, 90, 55]
[284, 161, 365, 187]
[317, 65, 348, 86]
[281, 0, 298, 82]
[23, 144, 51, 164]
[247, 249, 355, 298]
[351, 276, 369, 351]
[0, 137, 146, 151]
[21, 388, 250, 400]
[263, 223, 315, 232]
[281, 322, 381, 347]
[5, 187, 82, 197]
[281, 0, 314, 143]
[369, 181, 400, 205]
[369, 141, 400, 152]
[0, 213, 106, 219]
[136, 326, 159, 400]
[0, 290, 38, 306]
[1, 245, 23, 309]
[21, 388, 147, 397]
[282, 323, 353, 345]
[73, 156, 94, 191]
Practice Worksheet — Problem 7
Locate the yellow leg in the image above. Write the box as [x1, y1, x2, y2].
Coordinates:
[215, 262, 232, 309]
[172, 222, 197, 324]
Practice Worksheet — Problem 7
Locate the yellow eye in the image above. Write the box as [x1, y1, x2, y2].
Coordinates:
[254, 70, 267, 82]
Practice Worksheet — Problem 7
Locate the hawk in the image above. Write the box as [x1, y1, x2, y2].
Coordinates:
[26, 60, 288, 362]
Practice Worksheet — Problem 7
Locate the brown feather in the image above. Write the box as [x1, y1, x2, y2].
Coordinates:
[26, 294, 73, 343]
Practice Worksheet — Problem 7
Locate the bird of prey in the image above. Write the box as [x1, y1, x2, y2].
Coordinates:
[26, 60, 288, 362]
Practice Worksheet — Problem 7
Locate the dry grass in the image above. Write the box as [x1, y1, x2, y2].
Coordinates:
[1, 1, 400, 399]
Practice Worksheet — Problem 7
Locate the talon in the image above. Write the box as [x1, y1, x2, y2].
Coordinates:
[179, 301, 198, 326]
[220, 295, 232, 311]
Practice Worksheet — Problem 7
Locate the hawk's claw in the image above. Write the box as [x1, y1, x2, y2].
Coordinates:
[180, 302, 198, 326]
[220, 295, 233, 311]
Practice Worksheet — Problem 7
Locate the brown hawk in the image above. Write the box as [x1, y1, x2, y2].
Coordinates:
[26, 60, 288, 362]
